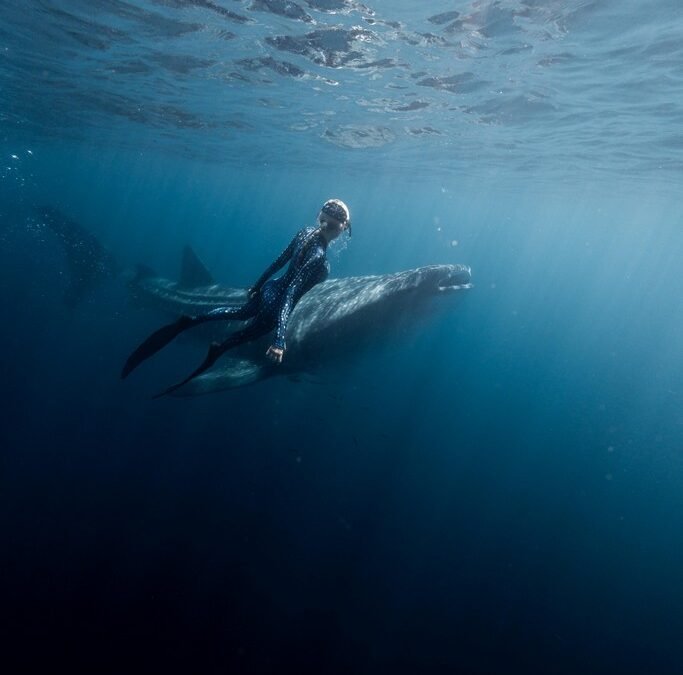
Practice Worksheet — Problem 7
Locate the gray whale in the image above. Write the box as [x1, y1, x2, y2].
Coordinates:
[36, 206, 472, 396]
[128, 260, 472, 396]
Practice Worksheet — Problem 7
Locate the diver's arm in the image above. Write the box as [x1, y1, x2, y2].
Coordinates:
[249, 234, 298, 295]
[270, 248, 324, 357]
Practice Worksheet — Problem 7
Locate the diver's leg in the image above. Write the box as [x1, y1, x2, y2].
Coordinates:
[204, 299, 258, 322]
[121, 298, 259, 379]
[154, 320, 272, 398]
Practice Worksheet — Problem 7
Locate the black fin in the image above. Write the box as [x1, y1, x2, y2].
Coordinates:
[180, 245, 214, 287]
[121, 315, 194, 379]
[36, 206, 118, 305]
[153, 341, 225, 398]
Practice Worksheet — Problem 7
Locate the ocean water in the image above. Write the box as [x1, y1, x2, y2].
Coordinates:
[1, 1, 683, 673]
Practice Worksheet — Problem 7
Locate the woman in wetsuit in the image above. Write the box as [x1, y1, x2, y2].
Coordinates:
[121, 198, 351, 396]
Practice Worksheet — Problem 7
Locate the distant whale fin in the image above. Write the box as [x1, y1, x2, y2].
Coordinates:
[180, 245, 214, 287]
[36, 205, 118, 306]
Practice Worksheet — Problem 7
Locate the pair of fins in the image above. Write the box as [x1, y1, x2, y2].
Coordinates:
[121, 316, 234, 398]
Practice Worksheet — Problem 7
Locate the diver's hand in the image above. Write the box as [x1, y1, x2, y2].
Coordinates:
[266, 346, 284, 364]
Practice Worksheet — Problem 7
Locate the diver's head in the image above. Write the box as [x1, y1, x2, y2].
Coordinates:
[318, 198, 351, 241]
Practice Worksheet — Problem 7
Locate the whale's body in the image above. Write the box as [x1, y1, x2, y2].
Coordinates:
[128, 262, 472, 396]
[36, 206, 472, 396]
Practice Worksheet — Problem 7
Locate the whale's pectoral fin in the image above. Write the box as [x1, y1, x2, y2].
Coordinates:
[121, 315, 195, 379]
[168, 358, 276, 397]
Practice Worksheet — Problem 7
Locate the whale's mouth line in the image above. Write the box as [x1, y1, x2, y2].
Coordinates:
[437, 266, 472, 292]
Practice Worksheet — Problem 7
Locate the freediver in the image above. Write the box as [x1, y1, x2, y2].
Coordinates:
[121, 198, 352, 396]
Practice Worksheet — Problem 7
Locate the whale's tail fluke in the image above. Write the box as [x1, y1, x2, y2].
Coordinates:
[35, 206, 119, 306]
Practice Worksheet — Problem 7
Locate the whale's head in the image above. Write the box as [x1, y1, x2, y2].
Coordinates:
[290, 263, 472, 344]
[382, 264, 472, 298]
[422, 264, 472, 293]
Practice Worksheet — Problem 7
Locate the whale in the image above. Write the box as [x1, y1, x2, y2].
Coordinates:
[36, 206, 119, 306]
[127, 257, 472, 396]
[36, 206, 472, 396]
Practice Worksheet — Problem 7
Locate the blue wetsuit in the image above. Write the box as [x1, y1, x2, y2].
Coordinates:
[121, 226, 330, 394]
[206, 225, 329, 351]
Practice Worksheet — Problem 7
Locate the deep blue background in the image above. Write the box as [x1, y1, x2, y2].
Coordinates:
[1, 143, 683, 674]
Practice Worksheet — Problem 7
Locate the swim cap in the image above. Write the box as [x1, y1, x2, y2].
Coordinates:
[320, 198, 350, 225]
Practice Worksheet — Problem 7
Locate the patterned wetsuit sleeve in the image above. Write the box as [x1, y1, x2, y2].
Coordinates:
[250, 233, 298, 292]
[273, 246, 325, 350]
